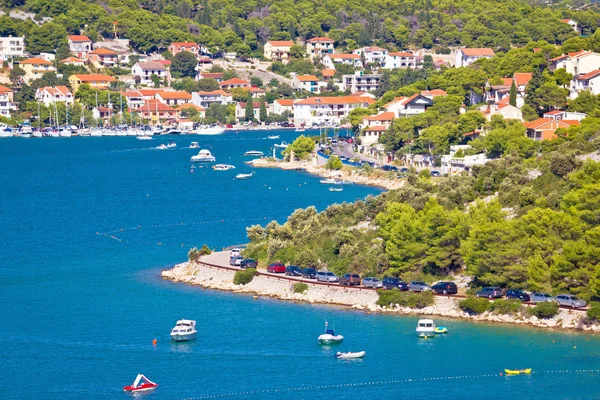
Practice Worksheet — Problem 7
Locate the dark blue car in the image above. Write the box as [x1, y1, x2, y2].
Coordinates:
[302, 268, 317, 279]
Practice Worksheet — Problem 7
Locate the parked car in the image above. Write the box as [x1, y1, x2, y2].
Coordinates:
[267, 262, 286, 273]
[316, 271, 339, 283]
[382, 277, 409, 291]
[240, 259, 257, 269]
[339, 274, 361, 286]
[431, 281, 458, 295]
[555, 294, 586, 308]
[229, 256, 243, 266]
[302, 268, 317, 279]
[229, 248, 242, 258]
[505, 289, 530, 302]
[363, 277, 383, 289]
[530, 292, 555, 304]
[476, 287, 503, 299]
[285, 265, 302, 276]
[430, 170, 441, 177]
[409, 281, 431, 292]
[381, 165, 398, 172]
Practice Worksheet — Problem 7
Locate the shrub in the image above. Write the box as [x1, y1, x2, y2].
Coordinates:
[233, 268, 258, 285]
[489, 299, 522, 315]
[586, 302, 600, 322]
[293, 282, 309, 293]
[326, 155, 343, 170]
[188, 244, 212, 261]
[459, 297, 490, 314]
[376, 289, 434, 309]
[529, 301, 559, 319]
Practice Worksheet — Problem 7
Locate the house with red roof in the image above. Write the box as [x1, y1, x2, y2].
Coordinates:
[542, 109, 587, 122]
[352, 46, 388, 65]
[135, 99, 178, 124]
[88, 48, 118, 68]
[291, 75, 321, 93]
[196, 72, 224, 82]
[361, 112, 395, 145]
[322, 54, 362, 69]
[293, 95, 375, 126]
[523, 118, 580, 141]
[513, 72, 533, 94]
[68, 73, 116, 92]
[455, 48, 495, 67]
[550, 51, 600, 76]
[155, 91, 192, 107]
[559, 19, 580, 33]
[35, 86, 73, 106]
[191, 90, 233, 108]
[264, 41, 294, 64]
[305, 37, 335, 59]
[67, 35, 92, 57]
[60, 57, 85, 67]
[19, 58, 56, 82]
[273, 99, 295, 116]
[421, 89, 447, 100]
[382, 94, 434, 117]
[120, 90, 145, 109]
[131, 61, 169, 86]
[321, 69, 336, 81]
[168, 42, 199, 57]
[175, 104, 205, 120]
[383, 51, 420, 69]
[219, 78, 251, 90]
[572, 69, 600, 96]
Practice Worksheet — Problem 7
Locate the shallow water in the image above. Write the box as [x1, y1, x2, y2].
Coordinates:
[1, 131, 599, 399]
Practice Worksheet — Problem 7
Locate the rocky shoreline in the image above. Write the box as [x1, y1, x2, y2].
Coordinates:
[161, 260, 600, 334]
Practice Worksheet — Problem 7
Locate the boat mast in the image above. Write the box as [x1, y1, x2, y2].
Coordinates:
[108, 90, 111, 128]
[37, 102, 41, 131]
[120, 94, 123, 126]
[95, 91, 99, 127]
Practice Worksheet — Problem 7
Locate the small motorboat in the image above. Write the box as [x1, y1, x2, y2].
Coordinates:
[318, 322, 343, 344]
[295, 127, 306, 132]
[191, 149, 216, 163]
[320, 178, 340, 185]
[416, 318, 436, 338]
[190, 141, 199, 148]
[235, 172, 254, 180]
[244, 150, 264, 156]
[434, 326, 448, 334]
[123, 374, 158, 392]
[329, 186, 343, 192]
[170, 319, 197, 342]
[166, 141, 177, 148]
[195, 126, 225, 135]
[213, 164, 236, 171]
[267, 135, 280, 139]
[336, 351, 365, 359]
[136, 136, 152, 140]
[156, 144, 168, 150]
[274, 141, 288, 149]
[504, 369, 532, 375]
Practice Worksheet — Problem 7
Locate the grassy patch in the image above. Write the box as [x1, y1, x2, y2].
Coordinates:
[292, 282, 309, 293]
[459, 297, 490, 314]
[376, 289, 434, 309]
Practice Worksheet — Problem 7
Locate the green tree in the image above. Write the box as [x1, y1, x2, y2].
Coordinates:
[244, 92, 254, 122]
[526, 255, 551, 292]
[171, 51, 198, 78]
[326, 155, 343, 170]
[259, 99, 267, 122]
[287, 135, 315, 159]
[509, 80, 517, 107]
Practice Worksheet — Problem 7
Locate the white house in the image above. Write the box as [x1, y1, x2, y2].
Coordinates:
[560, 19, 580, 33]
[191, 90, 233, 108]
[342, 71, 381, 93]
[120, 90, 145, 109]
[382, 94, 433, 117]
[455, 48, 495, 67]
[550, 51, 600, 76]
[542, 110, 587, 121]
[155, 91, 192, 107]
[571, 70, 600, 98]
[67, 35, 92, 58]
[352, 46, 388, 65]
[441, 145, 489, 175]
[513, 72, 532, 95]
[132, 61, 169, 85]
[293, 95, 374, 126]
[382, 52, 419, 69]
[360, 112, 394, 146]
[0, 36, 25, 61]
[35, 86, 74, 107]
[219, 78, 250, 90]
[322, 54, 362, 69]
[273, 99, 294, 116]
[264, 40, 294, 64]
[291, 75, 321, 93]
[481, 103, 523, 121]
[305, 37, 334, 59]
[0, 84, 15, 118]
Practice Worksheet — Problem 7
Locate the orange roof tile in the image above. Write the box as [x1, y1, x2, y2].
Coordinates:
[195, 90, 231, 96]
[0, 84, 14, 93]
[295, 95, 371, 106]
[329, 54, 360, 59]
[267, 41, 294, 47]
[460, 48, 495, 57]
[322, 68, 335, 77]
[61, 57, 84, 63]
[275, 99, 295, 106]
[89, 48, 117, 55]
[136, 99, 177, 112]
[388, 52, 414, 57]
[71, 74, 116, 82]
[157, 91, 192, 100]
[68, 35, 91, 42]
[220, 78, 250, 86]
[307, 37, 334, 43]
[295, 75, 319, 82]
[198, 72, 224, 79]
[170, 42, 198, 48]
[513, 72, 532, 86]
[576, 70, 600, 80]
[176, 104, 205, 111]
[421, 89, 447, 97]
[363, 125, 388, 131]
[21, 57, 53, 65]
[364, 112, 395, 121]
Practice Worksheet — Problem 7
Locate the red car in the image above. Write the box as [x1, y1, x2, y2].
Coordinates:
[267, 262, 286, 273]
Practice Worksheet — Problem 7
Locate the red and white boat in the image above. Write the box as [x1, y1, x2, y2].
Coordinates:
[123, 374, 158, 392]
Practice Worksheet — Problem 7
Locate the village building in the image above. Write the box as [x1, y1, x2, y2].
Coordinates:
[455, 48, 495, 67]
[293, 95, 375, 126]
[67, 35, 92, 58]
[0, 85, 15, 118]
[322, 54, 363, 69]
[381, 94, 434, 117]
[264, 41, 294, 64]
[360, 112, 395, 146]
[155, 91, 192, 107]
[342, 72, 381, 93]
[291, 75, 321, 93]
[168, 42, 200, 57]
[0, 36, 25, 61]
[19, 58, 56, 83]
[305, 37, 335, 59]
[523, 118, 580, 141]
[87, 48, 119, 68]
[131, 61, 169, 86]
[273, 99, 294, 116]
[219, 78, 251, 90]
[35, 86, 74, 106]
[69, 74, 116, 92]
[191, 90, 233, 108]
[352, 46, 388, 65]
[60, 57, 85, 67]
[382, 52, 419, 69]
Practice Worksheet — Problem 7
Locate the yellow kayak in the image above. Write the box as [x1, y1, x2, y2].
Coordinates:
[505, 369, 531, 375]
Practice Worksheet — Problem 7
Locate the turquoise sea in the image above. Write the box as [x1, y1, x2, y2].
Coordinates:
[1, 130, 599, 400]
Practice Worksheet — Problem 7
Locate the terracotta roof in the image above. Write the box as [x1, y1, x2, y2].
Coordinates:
[567, 50, 590, 58]
[39, 86, 71, 96]
[275, 99, 295, 106]
[513, 72, 532, 86]
[501, 78, 513, 86]
[157, 91, 192, 100]
[61, 57, 84, 63]
[550, 54, 568, 62]
[421, 89, 447, 97]
[70, 74, 116, 82]
[89, 48, 117, 55]
[0, 84, 14, 93]
[267, 40, 294, 47]
[460, 48, 495, 57]
[176, 104, 205, 111]
[363, 125, 388, 132]
[364, 46, 386, 52]
[576, 70, 600, 80]
[239, 102, 261, 108]
[220, 78, 250, 86]
[364, 112, 395, 121]
[544, 110, 564, 115]
[248, 86, 266, 93]
[170, 42, 198, 48]
[21, 57, 52, 65]
[136, 61, 166, 70]
[359, 96, 376, 105]
[307, 37, 334, 43]
[295, 75, 319, 82]
[388, 52, 414, 57]
[294, 95, 372, 106]
[121, 90, 143, 98]
[68, 35, 91, 42]
[560, 19, 573, 23]
[138, 89, 164, 96]
[136, 99, 177, 112]
[198, 72, 224, 79]
[195, 89, 230, 96]
[382, 94, 424, 108]
[322, 68, 335, 77]
[157, 60, 172, 66]
[329, 54, 360, 59]
[523, 118, 579, 130]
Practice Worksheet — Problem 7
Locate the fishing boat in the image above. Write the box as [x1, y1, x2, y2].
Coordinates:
[166, 141, 177, 148]
[244, 150, 264, 157]
[329, 186, 343, 192]
[191, 149, 216, 163]
[156, 144, 168, 150]
[274, 141, 288, 149]
[213, 164, 236, 171]
[267, 135, 280, 139]
[434, 326, 448, 334]
[123, 374, 158, 392]
[235, 172, 254, 180]
[318, 322, 343, 344]
[190, 141, 199, 149]
[170, 319, 197, 342]
[416, 318, 436, 338]
[504, 369, 531, 375]
[335, 351, 365, 359]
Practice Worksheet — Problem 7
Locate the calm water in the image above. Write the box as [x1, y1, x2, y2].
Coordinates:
[1, 131, 599, 399]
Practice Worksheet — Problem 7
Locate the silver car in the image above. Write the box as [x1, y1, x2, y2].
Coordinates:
[363, 277, 383, 289]
[316, 271, 339, 283]
[531, 292, 555, 304]
[555, 294, 586, 308]
[410, 281, 431, 292]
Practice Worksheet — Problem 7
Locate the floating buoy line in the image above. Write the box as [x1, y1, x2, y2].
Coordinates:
[180, 369, 600, 399]
[95, 216, 287, 247]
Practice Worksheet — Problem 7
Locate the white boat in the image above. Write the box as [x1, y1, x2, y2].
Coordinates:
[136, 136, 152, 140]
[170, 319, 197, 342]
[90, 129, 103, 137]
[318, 322, 343, 344]
[336, 351, 365, 359]
[59, 129, 72, 137]
[190, 141, 199, 149]
[32, 130, 43, 138]
[295, 128, 306, 132]
[156, 144, 168, 150]
[244, 150, 264, 156]
[329, 187, 343, 192]
[274, 141, 288, 149]
[320, 178, 340, 185]
[235, 172, 254, 179]
[195, 126, 225, 135]
[191, 149, 216, 162]
[416, 318, 436, 338]
[115, 130, 127, 137]
[213, 164, 236, 171]
[102, 129, 115, 136]
[123, 374, 158, 393]
[78, 129, 91, 137]
[267, 135, 280, 139]
[166, 141, 177, 148]
[48, 131, 59, 138]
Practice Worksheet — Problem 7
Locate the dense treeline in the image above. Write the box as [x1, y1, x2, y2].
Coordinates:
[1, 0, 600, 55]
[244, 131, 600, 301]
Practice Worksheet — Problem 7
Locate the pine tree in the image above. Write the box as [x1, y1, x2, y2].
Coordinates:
[509, 80, 517, 107]
[259, 99, 267, 122]
[526, 255, 551, 292]
[244, 92, 254, 122]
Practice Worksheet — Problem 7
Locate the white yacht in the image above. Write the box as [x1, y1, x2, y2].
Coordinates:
[191, 149, 216, 163]
[166, 141, 177, 148]
[195, 126, 225, 135]
[244, 150, 264, 157]
[136, 136, 152, 140]
[156, 144, 168, 150]
[416, 318, 436, 338]
[267, 135, 280, 139]
[213, 164, 236, 171]
[170, 319, 197, 342]
[318, 322, 343, 344]
[90, 129, 103, 137]
[320, 178, 340, 184]
[235, 172, 254, 179]
[274, 141, 288, 149]
[189, 142, 199, 149]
